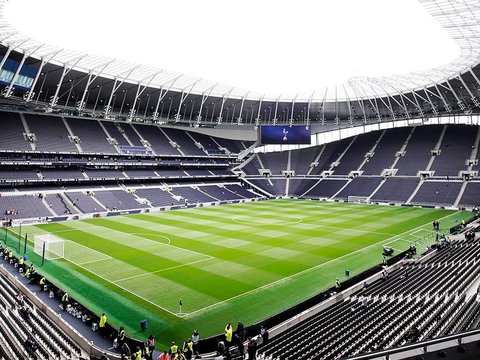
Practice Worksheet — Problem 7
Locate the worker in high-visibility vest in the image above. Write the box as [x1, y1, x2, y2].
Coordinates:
[169, 341, 178, 355]
[61, 292, 69, 311]
[39, 276, 46, 289]
[99, 313, 107, 337]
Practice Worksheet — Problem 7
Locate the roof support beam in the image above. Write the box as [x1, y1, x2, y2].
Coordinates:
[288, 94, 297, 126]
[24, 49, 62, 103]
[305, 91, 315, 127]
[320, 88, 328, 124]
[273, 96, 280, 125]
[445, 79, 465, 110]
[456, 72, 479, 107]
[77, 60, 114, 111]
[217, 87, 234, 124]
[152, 75, 181, 121]
[196, 83, 217, 125]
[255, 95, 265, 126]
[433, 83, 452, 112]
[128, 71, 162, 121]
[237, 91, 250, 125]
[49, 54, 87, 109]
[174, 80, 200, 122]
[467, 69, 480, 107]
[3, 51, 27, 98]
[104, 65, 140, 116]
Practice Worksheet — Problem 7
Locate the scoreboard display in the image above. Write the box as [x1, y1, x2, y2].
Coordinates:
[259, 125, 311, 145]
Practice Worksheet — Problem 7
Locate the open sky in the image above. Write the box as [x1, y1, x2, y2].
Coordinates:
[4, 0, 460, 97]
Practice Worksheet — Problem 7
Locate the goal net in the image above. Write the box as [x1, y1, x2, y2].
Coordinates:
[34, 234, 65, 261]
[347, 196, 370, 204]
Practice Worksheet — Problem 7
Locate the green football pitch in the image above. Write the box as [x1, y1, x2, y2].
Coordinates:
[2, 199, 471, 349]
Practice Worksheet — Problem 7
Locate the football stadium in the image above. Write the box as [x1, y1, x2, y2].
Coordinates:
[0, 0, 480, 359]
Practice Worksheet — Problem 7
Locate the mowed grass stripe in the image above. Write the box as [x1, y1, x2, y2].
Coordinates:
[16, 200, 470, 348]
[32, 222, 246, 311]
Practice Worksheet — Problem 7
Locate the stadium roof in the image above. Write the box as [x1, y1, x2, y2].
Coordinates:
[0, 0, 479, 103]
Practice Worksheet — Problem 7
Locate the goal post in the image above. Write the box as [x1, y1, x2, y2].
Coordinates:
[34, 234, 65, 262]
[347, 196, 371, 204]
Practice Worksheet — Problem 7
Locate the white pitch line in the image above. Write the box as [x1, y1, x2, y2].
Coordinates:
[60, 256, 181, 317]
[183, 210, 462, 317]
[76, 257, 113, 266]
[64, 240, 113, 261]
[113, 258, 214, 283]
[232, 216, 303, 226]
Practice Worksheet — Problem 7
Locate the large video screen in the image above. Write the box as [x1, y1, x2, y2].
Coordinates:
[259, 125, 311, 145]
[0, 57, 38, 90]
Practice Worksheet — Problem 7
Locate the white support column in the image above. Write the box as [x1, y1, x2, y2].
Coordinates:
[374, 83, 410, 119]
[25, 49, 62, 103]
[468, 69, 480, 106]
[152, 75, 181, 121]
[104, 65, 139, 116]
[196, 83, 217, 125]
[253, 95, 264, 128]
[217, 87, 234, 124]
[49, 54, 87, 108]
[174, 79, 200, 122]
[127, 71, 161, 121]
[447, 79, 466, 110]
[3, 52, 27, 98]
[457, 72, 479, 107]
[320, 88, 328, 125]
[77, 60, 113, 111]
[411, 91, 425, 117]
[288, 94, 297, 126]
[433, 83, 452, 112]
[305, 91, 314, 127]
[237, 91, 249, 125]
[350, 90, 368, 123]
[0, 45, 12, 71]
[273, 96, 280, 125]
[367, 85, 395, 120]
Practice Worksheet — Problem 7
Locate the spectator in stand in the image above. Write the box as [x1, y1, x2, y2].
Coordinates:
[18, 256, 24, 271]
[121, 342, 131, 359]
[192, 329, 200, 353]
[247, 337, 257, 360]
[16, 292, 24, 307]
[216, 341, 225, 357]
[157, 351, 169, 360]
[382, 268, 389, 282]
[147, 334, 155, 356]
[260, 325, 269, 345]
[142, 341, 151, 360]
[234, 333, 245, 358]
[236, 322, 245, 342]
[117, 326, 126, 347]
[133, 346, 142, 360]
[183, 338, 193, 359]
